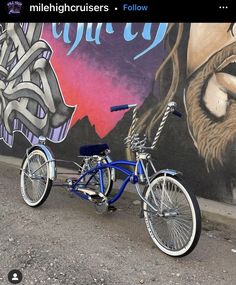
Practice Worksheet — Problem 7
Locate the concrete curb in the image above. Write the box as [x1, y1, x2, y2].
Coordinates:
[1, 154, 236, 227]
[198, 197, 236, 227]
[116, 181, 236, 227]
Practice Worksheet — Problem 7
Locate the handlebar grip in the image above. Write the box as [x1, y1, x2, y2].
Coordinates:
[172, 110, 182, 118]
[110, 104, 129, 112]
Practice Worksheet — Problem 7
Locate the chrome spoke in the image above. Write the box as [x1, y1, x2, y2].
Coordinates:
[21, 150, 49, 205]
[145, 176, 194, 253]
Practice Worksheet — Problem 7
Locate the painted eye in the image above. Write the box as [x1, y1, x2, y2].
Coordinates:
[228, 23, 236, 37]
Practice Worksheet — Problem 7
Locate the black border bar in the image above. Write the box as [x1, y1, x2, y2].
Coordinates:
[0, 0, 235, 22]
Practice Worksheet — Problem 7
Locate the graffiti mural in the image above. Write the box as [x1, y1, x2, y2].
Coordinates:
[0, 23, 74, 146]
[1, 22, 236, 204]
[42, 23, 167, 138]
[186, 23, 236, 171]
[136, 24, 236, 169]
[136, 23, 236, 202]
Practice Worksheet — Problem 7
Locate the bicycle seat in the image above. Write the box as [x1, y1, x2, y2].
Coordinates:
[80, 144, 109, 156]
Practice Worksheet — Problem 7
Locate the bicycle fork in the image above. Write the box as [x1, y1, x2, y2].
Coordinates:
[135, 157, 177, 217]
[134, 157, 161, 215]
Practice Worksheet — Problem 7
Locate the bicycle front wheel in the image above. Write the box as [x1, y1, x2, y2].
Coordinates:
[143, 175, 201, 257]
[20, 148, 52, 207]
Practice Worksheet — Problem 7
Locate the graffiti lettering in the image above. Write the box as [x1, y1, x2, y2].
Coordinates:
[52, 23, 168, 60]
[0, 23, 74, 146]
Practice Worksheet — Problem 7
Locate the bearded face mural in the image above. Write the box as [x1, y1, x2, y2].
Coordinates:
[185, 23, 236, 171]
[136, 23, 236, 202]
[0, 23, 74, 146]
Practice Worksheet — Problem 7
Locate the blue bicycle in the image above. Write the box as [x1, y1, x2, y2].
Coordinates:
[20, 102, 201, 257]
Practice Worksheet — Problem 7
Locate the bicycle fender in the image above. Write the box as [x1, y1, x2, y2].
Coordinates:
[139, 169, 182, 218]
[20, 144, 56, 181]
[155, 169, 182, 177]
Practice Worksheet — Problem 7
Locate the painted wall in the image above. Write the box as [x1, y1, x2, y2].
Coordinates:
[1, 23, 236, 204]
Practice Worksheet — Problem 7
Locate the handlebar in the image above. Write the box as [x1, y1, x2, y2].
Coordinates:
[167, 101, 182, 118]
[110, 101, 181, 152]
[172, 109, 182, 118]
[110, 104, 137, 112]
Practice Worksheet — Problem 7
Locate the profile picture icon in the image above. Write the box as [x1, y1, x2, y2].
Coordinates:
[12, 273, 19, 280]
[7, 1, 23, 15]
[8, 269, 23, 284]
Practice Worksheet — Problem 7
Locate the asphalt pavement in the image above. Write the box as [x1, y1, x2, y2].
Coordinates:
[0, 161, 236, 285]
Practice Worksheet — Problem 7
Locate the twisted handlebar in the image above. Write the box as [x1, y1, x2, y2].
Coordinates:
[110, 101, 182, 152]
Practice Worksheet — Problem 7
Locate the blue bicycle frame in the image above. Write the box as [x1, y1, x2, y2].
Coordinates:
[69, 160, 144, 205]
[20, 100, 202, 258]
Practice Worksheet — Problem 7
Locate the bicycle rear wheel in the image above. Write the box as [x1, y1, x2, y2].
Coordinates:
[20, 148, 52, 207]
[80, 157, 113, 196]
[143, 175, 201, 257]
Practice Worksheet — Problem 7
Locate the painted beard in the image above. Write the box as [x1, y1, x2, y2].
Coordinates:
[185, 41, 236, 171]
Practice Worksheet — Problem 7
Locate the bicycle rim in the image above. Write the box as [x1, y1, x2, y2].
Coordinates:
[144, 176, 198, 256]
[21, 150, 50, 206]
